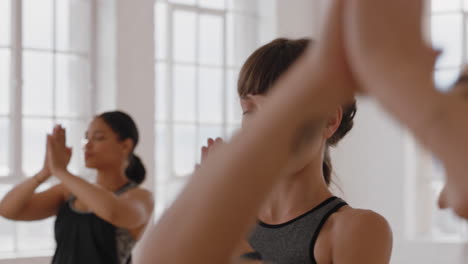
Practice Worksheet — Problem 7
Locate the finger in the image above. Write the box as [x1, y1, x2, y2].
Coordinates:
[207, 138, 214, 147]
[46, 135, 54, 156]
[57, 126, 66, 146]
[201, 146, 208, 162]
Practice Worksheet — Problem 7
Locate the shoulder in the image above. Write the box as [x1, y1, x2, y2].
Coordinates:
[122, 187, 154, 206]
[332, 208, 393, 263]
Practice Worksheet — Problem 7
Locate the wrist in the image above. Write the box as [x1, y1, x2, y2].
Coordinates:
[53, 167, 70, 179]
[32, 173, 47, 185]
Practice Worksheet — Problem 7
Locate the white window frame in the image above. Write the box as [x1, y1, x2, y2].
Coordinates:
[0, 0, 97, 258]
[153, 0, 259, 218]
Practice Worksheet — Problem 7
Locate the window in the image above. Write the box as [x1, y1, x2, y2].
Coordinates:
[0, 0, 94, 257]
[153, 0, 259, 217]
[407, 0, 468, 242]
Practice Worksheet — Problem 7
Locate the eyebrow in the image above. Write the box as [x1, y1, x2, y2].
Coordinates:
[85, 130, 105, 137]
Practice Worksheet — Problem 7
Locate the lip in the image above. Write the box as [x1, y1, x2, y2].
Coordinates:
[85, 153, 93, 160]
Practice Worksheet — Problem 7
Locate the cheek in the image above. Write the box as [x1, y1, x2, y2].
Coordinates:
[94, 143, 123, 160]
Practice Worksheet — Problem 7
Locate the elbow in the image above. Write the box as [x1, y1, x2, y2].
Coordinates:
[0, 203, 17, 220]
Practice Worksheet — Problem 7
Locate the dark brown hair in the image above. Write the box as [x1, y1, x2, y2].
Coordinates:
[237, 38, 356, 185]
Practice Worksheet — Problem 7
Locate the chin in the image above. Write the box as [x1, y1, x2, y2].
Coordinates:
[85, 161, 97, 169]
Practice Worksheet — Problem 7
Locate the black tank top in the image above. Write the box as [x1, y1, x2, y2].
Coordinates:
[52, 182, 137, 264]
[245, 196, 347, 264]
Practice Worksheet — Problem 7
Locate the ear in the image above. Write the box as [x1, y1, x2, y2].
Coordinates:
[323, 107, 343, 139]
[121, 138, 134, 156]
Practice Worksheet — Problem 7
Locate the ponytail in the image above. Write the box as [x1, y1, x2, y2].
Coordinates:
[125, 154, 146, 184]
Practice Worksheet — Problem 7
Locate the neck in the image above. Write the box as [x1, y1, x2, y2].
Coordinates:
[96, 166, 129, 192]
[258, 159, 333, 225]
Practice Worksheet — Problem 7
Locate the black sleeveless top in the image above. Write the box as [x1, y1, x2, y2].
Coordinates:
[244, 196, 347, 264]
[52, 182, 137, 264]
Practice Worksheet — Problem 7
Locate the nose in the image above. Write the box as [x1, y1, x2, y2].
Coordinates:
[82, 138, 92, 151]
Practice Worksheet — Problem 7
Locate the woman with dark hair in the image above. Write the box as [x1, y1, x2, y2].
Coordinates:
[0, 111, 154, 264]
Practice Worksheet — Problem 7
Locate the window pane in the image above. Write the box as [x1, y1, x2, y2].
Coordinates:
[199, 0, 226, 10]
[434, 68, 460, 91]
[169, 0, 196, 5]
[155, 63, 167, 121]
[17, 217, 55, 251]
[432, 14, 463, 69]
[155, 2, 168, 60]
[0, 184, 14, 252]
[56, 119, 87, 176]
[199, 14, 223, 66]
[22, 118, 53, 177]
[0, 49, 10, 115]
[56, 54, 91, 117]
[23, 51, 53, 116]
[155, 123, 170, 182]
[197, 125, 223, 163]
[0, 0, 10, 46]
[156, 180, 187, 217]
[198, 67, 223, 123]
[173, 124, 196, 177]
[226, 69, 242, 124]
[227, 13, 257, 67]
[432, 0, 461, 12]
[0, 119, 10, 176]
[173, 65, 196, 122]
[56, 0, 90, 53]
[227, 0, 258, 13]
[173, 10, 197, 63]
[23, 0, 53, 49]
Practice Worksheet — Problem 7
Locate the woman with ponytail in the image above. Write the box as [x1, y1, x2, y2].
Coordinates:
[0, 111, 154, 264]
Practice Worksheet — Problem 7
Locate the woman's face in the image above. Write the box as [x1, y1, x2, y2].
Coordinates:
[83, 117, 129, 170]
[240, 94, 327, 176]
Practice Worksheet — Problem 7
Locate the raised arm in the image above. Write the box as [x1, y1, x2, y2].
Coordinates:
[137, 0, 355, 263]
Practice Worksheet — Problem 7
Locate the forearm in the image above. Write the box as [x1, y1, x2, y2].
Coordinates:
[54, 170, 119, 220]
[0, 172, 45, 219]
[139, 56, 352, 264]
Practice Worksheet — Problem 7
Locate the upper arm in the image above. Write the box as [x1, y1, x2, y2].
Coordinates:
[16, 184, 66, 221]
[333, 211, 393, 264]
[109, 189, 154, 229]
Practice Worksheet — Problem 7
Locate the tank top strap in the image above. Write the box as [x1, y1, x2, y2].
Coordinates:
[115, 181, 138, 196]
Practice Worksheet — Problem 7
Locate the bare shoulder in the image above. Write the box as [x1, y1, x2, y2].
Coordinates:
[123, 187, 154, 204]
[336, 207, 390, 228]
[331, 207, 393, 263]
[333, 207, 392, 239]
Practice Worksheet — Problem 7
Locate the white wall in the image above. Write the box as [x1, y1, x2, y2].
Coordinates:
[96, 0, 156, 259]
[275, 0, 466, 263]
